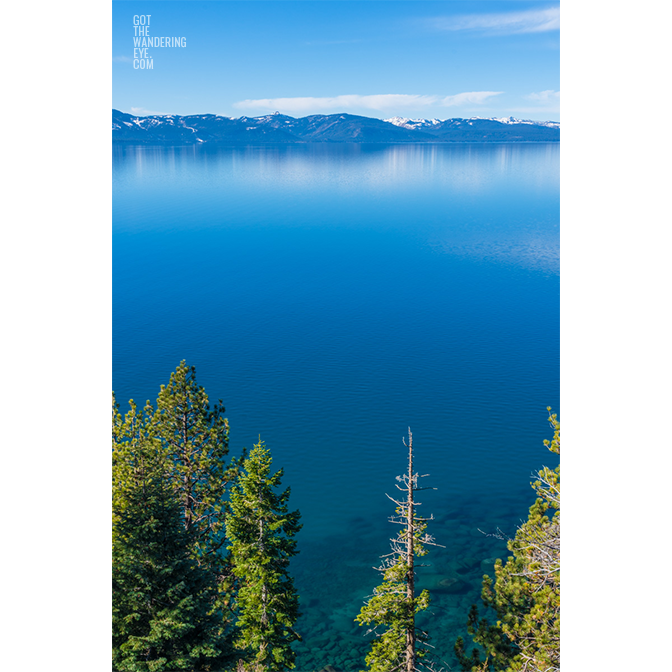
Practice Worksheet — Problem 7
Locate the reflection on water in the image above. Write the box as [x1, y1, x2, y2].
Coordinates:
[113, 142, 559, 670]
[113, 141, 559, 192]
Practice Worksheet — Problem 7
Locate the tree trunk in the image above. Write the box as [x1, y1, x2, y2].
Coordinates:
[405, 430, 415, 672]
[182, 408, 193, 532]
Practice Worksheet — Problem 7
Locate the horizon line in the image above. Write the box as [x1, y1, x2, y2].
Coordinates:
[113, 108, 560, 124]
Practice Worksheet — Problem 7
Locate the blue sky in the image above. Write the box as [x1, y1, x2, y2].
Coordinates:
[113, 1, 560, 121]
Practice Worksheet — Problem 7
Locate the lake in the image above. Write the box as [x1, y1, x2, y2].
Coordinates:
[113, 142, 559, 670]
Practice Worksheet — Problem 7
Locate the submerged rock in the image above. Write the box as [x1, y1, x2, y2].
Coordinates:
[455, 556, 481, 574]
[480, 557, 498, 573]
[417, 572, 471, 594]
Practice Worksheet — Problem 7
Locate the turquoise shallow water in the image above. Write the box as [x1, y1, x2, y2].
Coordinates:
[113, 142, 559, 670]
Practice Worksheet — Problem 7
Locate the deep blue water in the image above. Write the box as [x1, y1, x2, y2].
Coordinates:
[113, 142, 559, 670]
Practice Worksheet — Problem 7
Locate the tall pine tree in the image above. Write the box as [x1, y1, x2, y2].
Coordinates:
[152, 361, 239, 561]
[113, 394, 154, 546]
[112, 395, 224, 671]
[113, 361, 242, 668]
[226, 441, 302, 671]
[356, 430, 440, 672]
[455, 409, 560, 672]
[151, 361, 244, 646]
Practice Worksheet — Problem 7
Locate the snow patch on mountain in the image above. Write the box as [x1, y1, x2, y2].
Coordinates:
[471, 116, 560, 128]
[386, 115, 559, 129]
[384, 116, 441, 129]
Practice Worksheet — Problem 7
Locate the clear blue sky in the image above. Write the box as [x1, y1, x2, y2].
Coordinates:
[113, 1, 560, 121]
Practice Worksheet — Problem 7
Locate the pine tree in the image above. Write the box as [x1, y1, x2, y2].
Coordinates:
[455, 409, 560, 672]
[113, 360, 242, 669]
[152, 361, 239, 561]
[113, 394, 154, 545]
[356, 430, 440, 672]
[226, 441, 302, 671]
[112, 395, 223, 671]
[150, 360, 245, 652]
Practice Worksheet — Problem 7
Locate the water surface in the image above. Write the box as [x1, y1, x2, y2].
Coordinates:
[113, 142, 559, 670]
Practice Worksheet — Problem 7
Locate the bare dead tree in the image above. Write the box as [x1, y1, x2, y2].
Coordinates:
[357, 429, 443, 672]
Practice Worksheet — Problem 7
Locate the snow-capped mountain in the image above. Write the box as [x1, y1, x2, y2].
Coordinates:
[385, 115, 560, 130]
[113, 109, 559, 145]
[485, 116, 560, 129]
[384, 116, 443, 130]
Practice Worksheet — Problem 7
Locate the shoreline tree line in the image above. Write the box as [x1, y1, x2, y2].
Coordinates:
[112, 362, 560, 672]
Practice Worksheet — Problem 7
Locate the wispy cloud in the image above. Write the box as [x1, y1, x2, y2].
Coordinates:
[130, 106, 163, 116]
[432, 7, 559, 35]
[508, 108, 560, 120]
[113, 55, 132, 62]
[441, 91, 503, 106]
[525, 89, 560, 103]
[234, 92, 502, 114]
[234, 94, 436, 113]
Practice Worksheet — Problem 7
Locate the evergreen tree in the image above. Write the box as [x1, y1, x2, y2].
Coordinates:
[226, 441, 302, 671]
[455, 409, 560, 672]
[356, 430, 440, 672]
[152, 361, 239, 561]
[113, 394, 154, 545]
[112, 395, 223, 671]
[151, 361, 244, 650]
[113, 360, 242, 669]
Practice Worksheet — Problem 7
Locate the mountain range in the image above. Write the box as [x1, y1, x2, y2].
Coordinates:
[112, 109, 559, 145]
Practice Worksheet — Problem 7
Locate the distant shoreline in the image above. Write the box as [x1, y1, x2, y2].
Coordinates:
[112, 139, 560, 146]
[112, 109, 559, 146]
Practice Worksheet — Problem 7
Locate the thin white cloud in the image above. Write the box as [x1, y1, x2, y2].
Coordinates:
[525, 89, 560, 102]
[441, 91, 503, 106]
[433, 7, 559, 35]
[234, 92, 502, 114]
[234, 95, 438, 113]
[113, 55, 131, 62]
[508, 108, 560, 119]
[130, 107, 163, 117]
